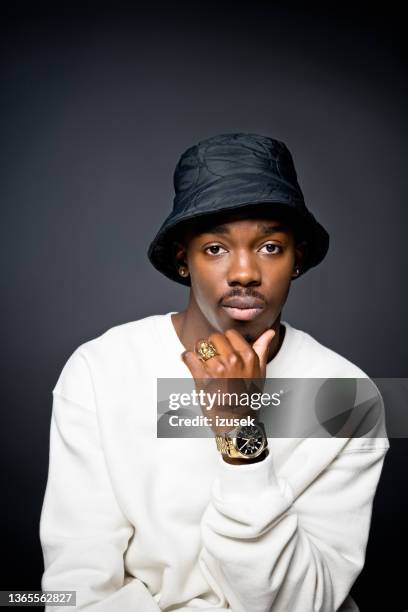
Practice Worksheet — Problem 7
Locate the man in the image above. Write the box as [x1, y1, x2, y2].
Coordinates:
[40, 133, 389, 611]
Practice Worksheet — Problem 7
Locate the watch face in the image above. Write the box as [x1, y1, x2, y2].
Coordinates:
[235, 424, 265, 457]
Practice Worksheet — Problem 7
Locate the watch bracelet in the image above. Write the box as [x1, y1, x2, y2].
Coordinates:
[215, 424, 268, 459]
[215, 435, 233, 455]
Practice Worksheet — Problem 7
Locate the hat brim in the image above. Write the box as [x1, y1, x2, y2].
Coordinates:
[147, 199, 329, 286]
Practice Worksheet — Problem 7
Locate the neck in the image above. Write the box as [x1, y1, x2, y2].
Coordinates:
[171, 295, 285, 365]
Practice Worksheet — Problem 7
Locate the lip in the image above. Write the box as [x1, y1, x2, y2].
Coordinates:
[221, 305, 264, 321]
[221, 297, 265, 309]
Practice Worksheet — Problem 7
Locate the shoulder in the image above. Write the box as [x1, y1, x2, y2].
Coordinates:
[52, 312, 164, 396]
[286, 322, 369, 379]
[284, 321, 390, 453]
[77, 312, 164, 358]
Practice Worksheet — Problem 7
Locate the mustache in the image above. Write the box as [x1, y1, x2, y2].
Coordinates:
[221, 287, 266, 304]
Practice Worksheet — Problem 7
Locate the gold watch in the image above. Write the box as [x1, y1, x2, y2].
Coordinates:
[215, 421, 268, 459]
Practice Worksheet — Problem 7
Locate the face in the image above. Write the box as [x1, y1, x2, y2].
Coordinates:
[174, 210, 307, 340]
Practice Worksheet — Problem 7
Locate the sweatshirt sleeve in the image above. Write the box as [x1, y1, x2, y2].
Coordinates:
[39, 348, 161, 612]
[199, 441, 389, 612]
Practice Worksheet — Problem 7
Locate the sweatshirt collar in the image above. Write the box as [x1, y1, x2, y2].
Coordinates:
[161, 311, 300, 377]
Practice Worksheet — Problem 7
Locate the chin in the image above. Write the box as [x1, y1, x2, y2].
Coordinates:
[217, 307, 276, 337]
[228, 320, 267, 342]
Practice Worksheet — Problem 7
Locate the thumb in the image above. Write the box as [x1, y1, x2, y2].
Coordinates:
[252, 327, 276, 368]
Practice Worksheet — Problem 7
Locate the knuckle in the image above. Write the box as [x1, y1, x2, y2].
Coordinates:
[214, 362, 225, 374]
[227, 353, 239, 366]
[243, 350, 255, 362]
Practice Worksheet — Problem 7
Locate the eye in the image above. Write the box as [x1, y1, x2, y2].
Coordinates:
[203, 242, 282, 256]
[260, 243, 282, 255]
[204, 244, 227, 256]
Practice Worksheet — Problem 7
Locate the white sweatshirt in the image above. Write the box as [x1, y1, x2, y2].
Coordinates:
[40, 311, 389, 612]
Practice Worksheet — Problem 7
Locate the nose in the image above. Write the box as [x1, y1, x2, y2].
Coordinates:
[226, 249, 261, 286]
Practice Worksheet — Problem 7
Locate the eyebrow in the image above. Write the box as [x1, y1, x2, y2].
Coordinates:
[202, 222, 289, 236]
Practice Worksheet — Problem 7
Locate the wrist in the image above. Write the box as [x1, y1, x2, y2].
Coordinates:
[215, 420, 268, 463]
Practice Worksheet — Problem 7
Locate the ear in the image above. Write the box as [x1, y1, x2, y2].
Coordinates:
[172, 238, 188, 268]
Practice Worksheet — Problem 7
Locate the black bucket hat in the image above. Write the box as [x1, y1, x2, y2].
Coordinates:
[147, 132, 329, 286]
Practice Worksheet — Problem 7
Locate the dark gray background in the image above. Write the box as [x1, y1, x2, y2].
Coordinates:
[1, 2, 406, 610]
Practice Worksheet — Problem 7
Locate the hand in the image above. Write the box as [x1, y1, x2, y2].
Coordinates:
[181, 327, 276, 436]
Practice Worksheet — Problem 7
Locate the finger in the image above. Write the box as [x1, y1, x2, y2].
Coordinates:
[224, 328, 253, 355]
[181, 350, 211, 380]
[196, 332, 234, 358]
[252, 328, 276, 368]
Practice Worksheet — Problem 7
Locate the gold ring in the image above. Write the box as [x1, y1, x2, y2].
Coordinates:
[196, 340, 218, 362]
